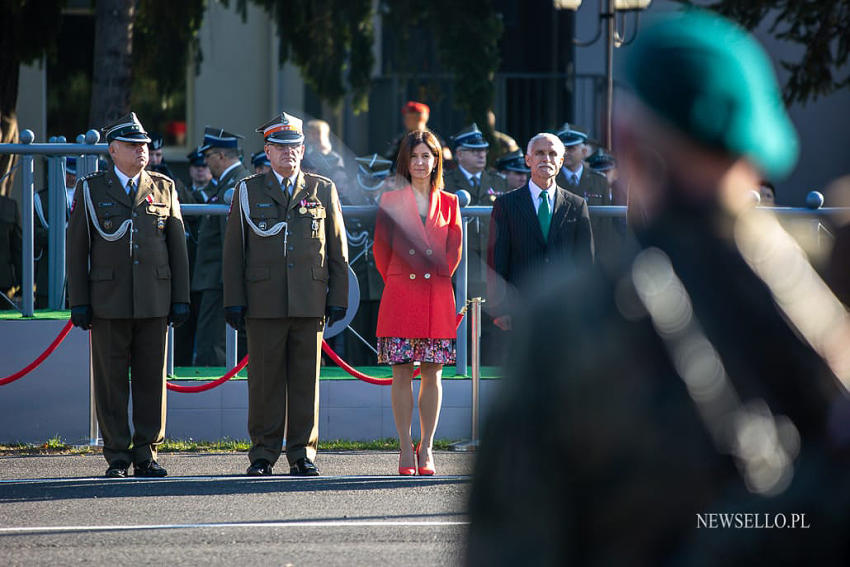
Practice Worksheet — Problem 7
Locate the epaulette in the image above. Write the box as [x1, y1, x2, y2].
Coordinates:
[146, 169, 170, 181]
[303, 171, 332, 184]
[242, 172, 264, 182]
[79, 170, 106, 182]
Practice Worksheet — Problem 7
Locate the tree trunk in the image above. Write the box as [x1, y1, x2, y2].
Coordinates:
[89, 0, 136, 130]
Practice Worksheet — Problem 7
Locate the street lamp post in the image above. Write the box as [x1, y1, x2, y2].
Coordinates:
[555, 0, 652, 149]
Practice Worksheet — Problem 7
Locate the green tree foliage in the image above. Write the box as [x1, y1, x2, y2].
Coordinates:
[381, 0, 503, 137]
[0, 0, 63, 196]
[228, 0, 375, 113]
[676, 0, 850, 105]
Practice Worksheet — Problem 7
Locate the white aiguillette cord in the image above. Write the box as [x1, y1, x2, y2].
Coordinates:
[83, 180, 134, 256]
[238, 181, 288, 255]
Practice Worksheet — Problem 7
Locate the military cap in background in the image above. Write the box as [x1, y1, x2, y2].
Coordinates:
[587, 148, 617, 173]
[102, 112, 151, 144]
[356, 153, 393, 191]
[148, 132, 164, 151]
[65, 156, 77, 175]
[199, 126, 244, 152]
[495, 149, 530, 173]
[251, 151, 271, 168]
[186, 147, 206, 167]
[625, 9, 798, 178]
[556, 122, 588, 147]
[451, 123, 489, 151]
[256, 112, 304, 145]
[402, 101, 430, 116]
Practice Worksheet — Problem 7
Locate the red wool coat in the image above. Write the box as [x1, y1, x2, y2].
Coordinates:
[374, 186, 463, 339]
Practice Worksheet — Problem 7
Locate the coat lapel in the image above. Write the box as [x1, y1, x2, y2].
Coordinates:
[288, 172, 309, 210]
[550, 187, 572, 239]
[106, 170, 133, 208]
[134, 170, 155, 208]
[519, 184, 546, 246]
[264, 171, 288, 208]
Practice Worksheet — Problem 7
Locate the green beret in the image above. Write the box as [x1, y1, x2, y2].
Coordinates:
[625, 9, 798, 179]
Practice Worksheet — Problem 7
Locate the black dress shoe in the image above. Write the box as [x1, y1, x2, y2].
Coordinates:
[134, 460, 168, 477]
[246, 459, 273, 476]
[289, 457, 320, 476]
[105, 461, 129, 478]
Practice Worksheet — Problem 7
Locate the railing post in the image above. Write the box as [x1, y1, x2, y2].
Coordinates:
[455, 217, 471, 375]
[47, 137, 68, 309]
[20, 130, 35, 317]
[450, 296, 483, 452]
[226, 326, 238, 369]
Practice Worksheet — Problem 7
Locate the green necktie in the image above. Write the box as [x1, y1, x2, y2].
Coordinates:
[127, 179, 136, 199]
[538, 190, 551, 240]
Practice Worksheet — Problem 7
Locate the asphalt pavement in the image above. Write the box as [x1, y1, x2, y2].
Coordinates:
[0, 451, 475, 566]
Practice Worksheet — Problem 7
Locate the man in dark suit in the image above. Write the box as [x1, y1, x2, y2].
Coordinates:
[468, 11, 850, 565]
[66, 112, 191, 478]
[487, 132, 594, 332]
[192, 127, 251, 365]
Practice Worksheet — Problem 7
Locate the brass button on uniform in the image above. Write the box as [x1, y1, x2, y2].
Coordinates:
[409, 274, 416, 280]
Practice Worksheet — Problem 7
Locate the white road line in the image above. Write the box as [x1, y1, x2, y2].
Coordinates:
[0, 520, 470, 535]
[0, 474, 470, 485]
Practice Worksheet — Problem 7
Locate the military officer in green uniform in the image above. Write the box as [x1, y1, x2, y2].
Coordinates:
[223, 112, 349, 476]
[66, 112, 191, 478]
[193, 127, 251, 366]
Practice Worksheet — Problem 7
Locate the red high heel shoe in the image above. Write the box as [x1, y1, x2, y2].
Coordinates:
[416, 442, 436, 476]
[399, 444, 415, 476]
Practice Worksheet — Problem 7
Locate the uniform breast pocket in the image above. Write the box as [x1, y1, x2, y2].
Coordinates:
[301, 207, 326, 239]
[96, 204, 128, 231]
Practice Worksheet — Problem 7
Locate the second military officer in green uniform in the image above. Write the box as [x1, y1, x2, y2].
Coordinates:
[223, 112, 349, 476]
[66, 112, 190, 478]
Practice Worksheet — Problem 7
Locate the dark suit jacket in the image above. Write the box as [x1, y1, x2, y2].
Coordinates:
[487, 182, 594, 316]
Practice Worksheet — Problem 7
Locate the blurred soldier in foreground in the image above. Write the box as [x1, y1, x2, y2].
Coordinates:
[66, 113, 190, 478]
[468, 10, 850, 565]
[193, 127, 250, 365]
[223, 112, 348, 476]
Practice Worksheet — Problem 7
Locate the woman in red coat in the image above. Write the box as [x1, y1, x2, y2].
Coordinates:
[374, 130, 463, 476]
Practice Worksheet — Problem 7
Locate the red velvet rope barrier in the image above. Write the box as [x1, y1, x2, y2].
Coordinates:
[0, 319, 74, 386]
[166, 355, 249, 393]
[321, 310, 467, 385]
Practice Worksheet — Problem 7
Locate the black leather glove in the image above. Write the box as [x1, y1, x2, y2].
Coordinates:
[325, 305, 346, 326]
[225, 306, 246, 330]
[168, 303, 191, 328]
[70, 305, 93, 330]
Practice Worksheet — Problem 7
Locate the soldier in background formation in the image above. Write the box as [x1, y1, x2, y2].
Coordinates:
[251, 150, 271, 175]
[555, 123, 609, 205]
[494, 149, 530, 191]
[66, 112, 190, 478]
[384, 101, 451, 164]
[303, 119, 345, 178]
[33, 157, 75, 308]
[193, 127, 251, 366]
[223, 111, 349, 476]
[0, 193, 22, 309]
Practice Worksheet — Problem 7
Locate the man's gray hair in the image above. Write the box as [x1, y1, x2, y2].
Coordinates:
[526, 132, 565, 157]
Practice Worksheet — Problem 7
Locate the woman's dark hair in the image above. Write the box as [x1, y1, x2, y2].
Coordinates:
[395, 129, 444, 191]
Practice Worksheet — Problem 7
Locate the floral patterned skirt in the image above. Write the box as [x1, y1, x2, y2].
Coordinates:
[377, 337, 456, 365]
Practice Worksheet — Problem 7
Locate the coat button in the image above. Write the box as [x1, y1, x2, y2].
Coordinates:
[133, 260, 140, 265]
[409, 249, 415, 255]
[288, 263, 294, 268]
[132, 213, 138, 218]
[424, 273, 431, 279]
[409, 274, 416, 280]
[425, 249, 433, 255]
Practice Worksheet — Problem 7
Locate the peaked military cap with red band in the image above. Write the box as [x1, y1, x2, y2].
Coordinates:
[257, 112, 305, 145]
[102, 112, 151, 144]
[402, 101, 430, 116]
